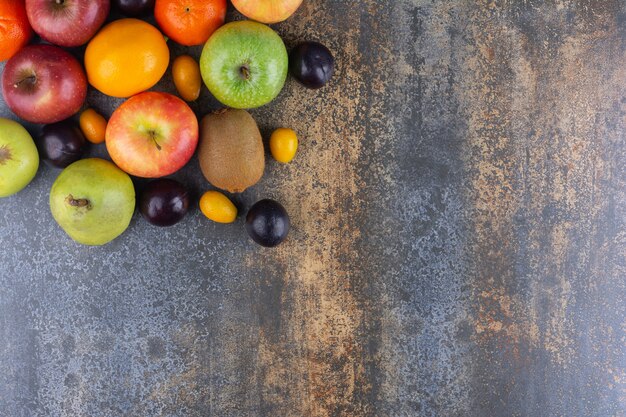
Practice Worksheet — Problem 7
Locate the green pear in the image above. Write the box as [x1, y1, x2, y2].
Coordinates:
[50, 158, 135, 246]
[0, 117, 39, 198]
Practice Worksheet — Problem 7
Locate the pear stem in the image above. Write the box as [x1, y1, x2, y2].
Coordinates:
[66, 195, 90, 208]
[0, 145, 11, 165]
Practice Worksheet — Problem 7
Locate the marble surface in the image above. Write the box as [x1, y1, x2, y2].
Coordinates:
[0, 1, 624, 416]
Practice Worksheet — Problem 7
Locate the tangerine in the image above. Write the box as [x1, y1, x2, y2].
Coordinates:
[0, 0, 33, 62]
[155, 0, 226, 46]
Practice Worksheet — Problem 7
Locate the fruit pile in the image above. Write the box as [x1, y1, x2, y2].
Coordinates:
[0, 0, 335, 247]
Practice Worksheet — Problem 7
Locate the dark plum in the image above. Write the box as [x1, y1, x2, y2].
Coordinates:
[139, 179, 189, 227]
[38, 120, 87, 168]
[245, 199, 290, 247]
[289, 41, 334, 89]
[112, 0, 155, 16]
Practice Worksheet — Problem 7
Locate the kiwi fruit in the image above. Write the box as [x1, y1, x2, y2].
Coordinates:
[198, 109, 265, 193]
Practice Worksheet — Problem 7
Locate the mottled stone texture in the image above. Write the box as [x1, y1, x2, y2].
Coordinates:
[0, 1, 624, 416]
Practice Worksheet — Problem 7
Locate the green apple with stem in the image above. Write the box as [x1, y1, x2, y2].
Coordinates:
[50, 158, 135, 246]
[0, 117, 39, 198]
[200, 20, 288, 109]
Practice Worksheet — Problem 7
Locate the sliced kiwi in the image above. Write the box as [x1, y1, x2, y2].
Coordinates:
[198, 109, 265, 193]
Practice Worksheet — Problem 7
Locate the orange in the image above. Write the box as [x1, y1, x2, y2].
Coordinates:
[79, 108, 107, 144]
[0, 0, 33, 62]
[155, 0, 226, 46]
[172, 55, 201, 102]
[84, 19, 169, 98]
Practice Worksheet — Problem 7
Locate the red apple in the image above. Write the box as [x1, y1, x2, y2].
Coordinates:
[106, 92, 198, 178]
[25, 0, 110, 47]
[231, 0, 303, 24]
[1, 44, 87, 124]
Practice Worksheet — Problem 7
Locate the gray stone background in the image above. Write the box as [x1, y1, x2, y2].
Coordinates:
[1, 1, 625, 416]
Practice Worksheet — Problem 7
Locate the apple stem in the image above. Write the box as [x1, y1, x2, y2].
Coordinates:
[13, 75, 36, 89]
[239, 65, 251, 81]
[66, 195, 91, 209]
[55, 0, 64, 4]
[148, 131, 162, 151]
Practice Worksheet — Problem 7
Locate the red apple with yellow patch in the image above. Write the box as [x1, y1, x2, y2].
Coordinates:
[105, 92, 198, 178]
[231, 0, 303, 24]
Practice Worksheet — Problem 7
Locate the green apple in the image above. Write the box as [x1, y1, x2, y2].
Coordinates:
[50, 158, 135, 246]
[200, 20, 288, 109]
[0, 117, 39, 198]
